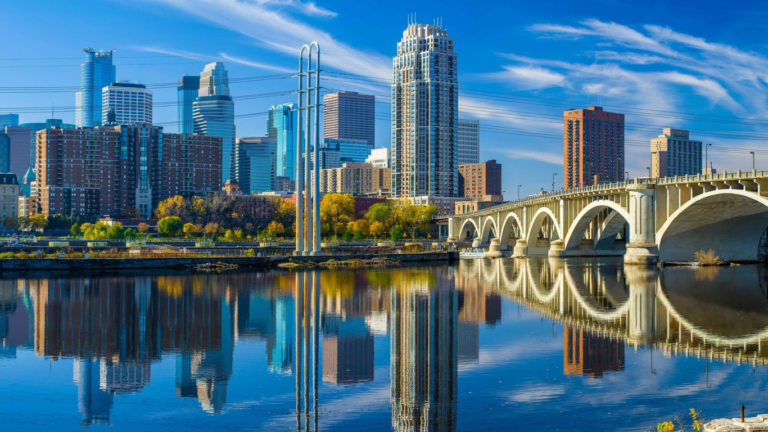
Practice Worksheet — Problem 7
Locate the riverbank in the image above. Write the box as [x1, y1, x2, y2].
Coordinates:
[0, 251, 459, 272]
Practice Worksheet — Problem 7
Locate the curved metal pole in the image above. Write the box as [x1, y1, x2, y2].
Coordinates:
[305, 49, 314, 253]
[296, 45, 309, 254]
[294, 273, 303, 428]
[310, 42, 321, 253]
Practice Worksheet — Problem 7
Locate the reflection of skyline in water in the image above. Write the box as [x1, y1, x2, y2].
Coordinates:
[2, 261, 768, 428]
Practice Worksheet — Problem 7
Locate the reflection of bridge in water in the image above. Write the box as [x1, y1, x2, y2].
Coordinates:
[458, 259, 768, 367]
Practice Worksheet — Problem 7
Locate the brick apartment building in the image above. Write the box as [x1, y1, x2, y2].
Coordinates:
[458, 160, 503, 202]
[36, 125, 221, 217]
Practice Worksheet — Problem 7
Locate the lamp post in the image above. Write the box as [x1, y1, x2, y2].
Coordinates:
[517, 185, 522, 200]
[552, 173, 557, 192]
[646, 166, 651, 179]
[704, 143, 712, 174]
[625, 171, 629, 182]
[750, 151, 755, 171]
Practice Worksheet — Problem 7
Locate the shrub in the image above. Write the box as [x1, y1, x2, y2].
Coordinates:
[693, 249, 721, 265]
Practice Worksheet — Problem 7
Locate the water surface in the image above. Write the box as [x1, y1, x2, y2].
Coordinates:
[1, 258, 767, 431]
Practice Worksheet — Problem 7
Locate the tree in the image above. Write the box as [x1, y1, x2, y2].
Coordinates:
[29, 214, 49, 232]
[320, 193, 355, 239]
[137, 222, 149, 233]
[79, 223, 93, 233]
[158, 216, 183, 237]
[347, 219, 370, 238]
[70, 222, 80, 237]
[155, 196, 189, 220]
[204, 222, 220, 238]
[274, 198, 296, 228]
[365, 202, 391, 225]
[183, 222, 199, 238]
[122, 206, 141, 219]
[4, 216, 19, 229]
[389, 225, 404, 241]
[370, 221, 386, 239]
[106, 223, 125, 240]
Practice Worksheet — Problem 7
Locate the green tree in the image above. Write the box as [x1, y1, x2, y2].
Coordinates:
[183, 222, 198, 238]
[365, 203, 391, 226]
[370, 221, 386, 239]
[29, 214, 49, 232]
[342, 230, 352, 242]
[70, 222, 80, 237]
[389, 225, 404, 241]
[4, 216, 19, 229]
[158, 216, 183, 237]
[320, 193, 355, 239]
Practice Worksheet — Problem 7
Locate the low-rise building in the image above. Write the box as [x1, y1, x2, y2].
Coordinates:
[0, 173, 19, 220]
[454, 200, 502, 215]
[318, 163, 391, 196]
[409, 196, 467, 216]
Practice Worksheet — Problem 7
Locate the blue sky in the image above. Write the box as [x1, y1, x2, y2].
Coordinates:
[3, 0, 768, 197]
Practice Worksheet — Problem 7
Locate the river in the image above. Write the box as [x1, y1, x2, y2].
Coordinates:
[1, 258, 766, 431]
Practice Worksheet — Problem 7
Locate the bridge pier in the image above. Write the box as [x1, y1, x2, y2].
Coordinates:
[625, 185, 659, 265]
[547, 239, 565, 258]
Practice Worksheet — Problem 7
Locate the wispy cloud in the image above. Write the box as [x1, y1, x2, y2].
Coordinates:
[488, 65, 567, 90]
[219, 53, 294, 73]
[142, 0, 391, 79]
[251, 0, 337, 18]
[137, 46, 213, 61]
[499, 149, 562, 165]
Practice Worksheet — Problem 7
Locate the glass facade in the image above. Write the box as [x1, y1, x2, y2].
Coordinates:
[235, 137, 277, 194]
[0, 114, 19, 128]
[0, 134, 9, 172]
[194, 95, 235, 185]
[316, 138, 371, 169]
[199, 62, 230, 97]
[269, 104, 303, 181]
[177, 75, 200, 134]
[76, 49, 116, 128]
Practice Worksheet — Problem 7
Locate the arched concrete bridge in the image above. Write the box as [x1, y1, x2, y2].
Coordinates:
[446, 171, 768, 263]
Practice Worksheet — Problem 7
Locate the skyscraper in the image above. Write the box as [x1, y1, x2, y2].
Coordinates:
[650, 128, 702, 178]
[457, 119, 479, 165]
[392, 22, 458, 198]
[102, 82, 153, 125]
[76, 48, 116, 128]
[564, 106, 625, 189]
[234, 137, 277, 194]
[268, 104, 299, 180]
[458, 159, 503, 202]
[178, 75, 200, 133]
[323, 91, 375, 147]
[193, 62, 235, 185]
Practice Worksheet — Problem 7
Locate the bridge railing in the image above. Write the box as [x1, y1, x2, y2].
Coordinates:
[441, 170, 768, 220]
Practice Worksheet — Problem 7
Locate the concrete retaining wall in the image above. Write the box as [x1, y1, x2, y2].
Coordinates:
[0, 252, 458, 272]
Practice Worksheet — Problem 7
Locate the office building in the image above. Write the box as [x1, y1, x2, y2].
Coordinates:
[0, 173, 19, 220]
[392, 22, 458, 198]
[365, 147, 390, 168]
[234, 137, 277, 194]
[410, 195, 466, 216]
[268, 104, 299, 180]
[315, 138, 371, 170]
[193, 62, 235, 185]
[323, 91, 375, 147]
[564, 106, 625, 188]
[36, 125, 221, 217]
[102, 82, 153, 125]
[177, 75, 200, 134]
[0, 114, 19, 128]
[194, 96, 234, 185]
[458, 119, 480, 165]
[76, 48, 116, 128]
[0, 126, 31, 180]
[651, 128, 702, 178]
[318, 163, 391, 195]
[275, 176, 294, 192]
[458, 160, 503, 202]
[20, 119, 75, 172]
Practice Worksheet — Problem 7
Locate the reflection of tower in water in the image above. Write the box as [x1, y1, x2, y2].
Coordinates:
[563, 325, 625, 378]
[295, 271, 320, 432]
[391, 272, 458, 432]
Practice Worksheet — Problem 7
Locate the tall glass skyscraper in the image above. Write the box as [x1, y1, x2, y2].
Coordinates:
[268, 104, 301, 181]
[0, 114, 19, 128]
[76, 48, 116, 128]
[194, 96, 235, 184]
[234, 137, 277, 194]
[193, 62, 235, 185]
[391, 22, 458, 197]
[177, 75, 200, 134]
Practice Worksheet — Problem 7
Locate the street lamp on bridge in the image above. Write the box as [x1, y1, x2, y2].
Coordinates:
[750, 151, 755, 171]
[552, 173, 557, 192]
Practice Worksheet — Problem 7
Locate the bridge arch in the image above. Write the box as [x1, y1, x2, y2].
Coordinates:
[498, 212, 524, 248]
[480, 216, 498, 244]
[525, 208, 562, 255]
[458, 219, 479, 242]
[564, 201, 630, 251]
[657, 190, 768, 261]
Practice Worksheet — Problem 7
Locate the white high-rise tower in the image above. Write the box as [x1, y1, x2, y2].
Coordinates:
[391, 20, 458, 197]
